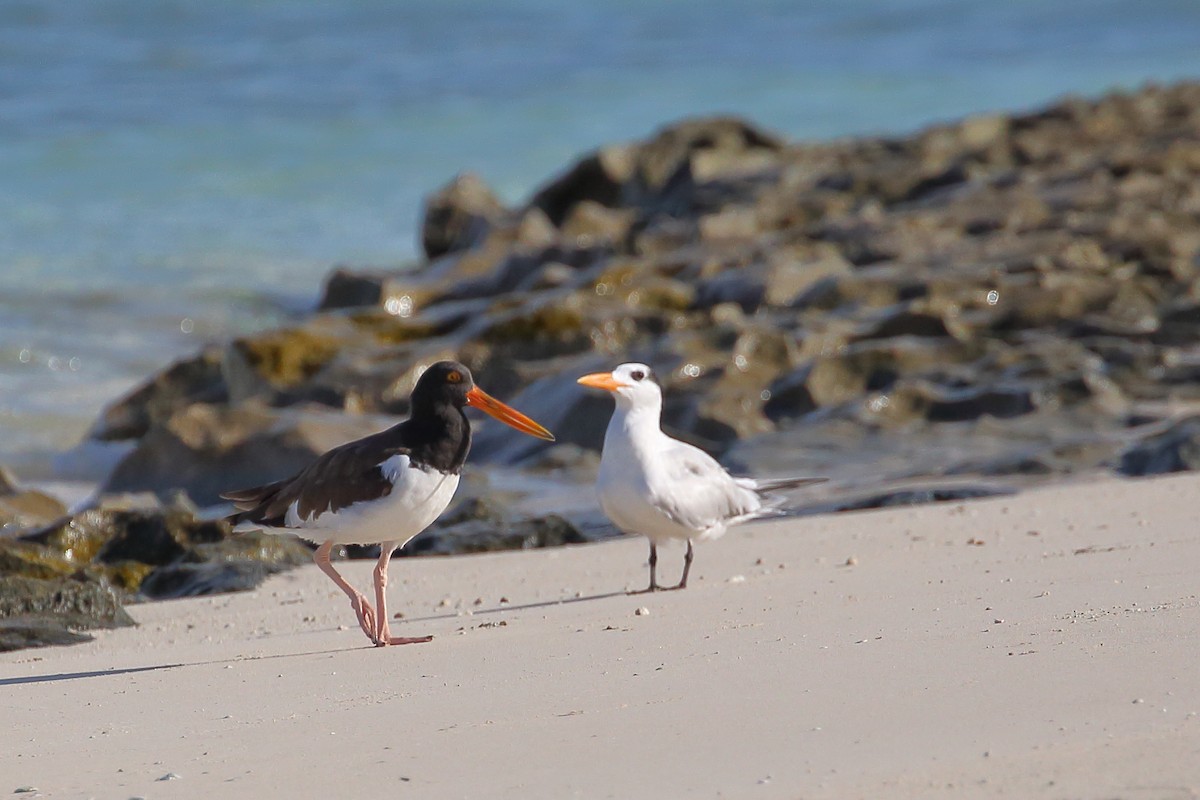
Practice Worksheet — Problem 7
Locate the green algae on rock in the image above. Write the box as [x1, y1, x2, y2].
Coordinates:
[229, 325, 345, 390]
[0, 468, 68, 535]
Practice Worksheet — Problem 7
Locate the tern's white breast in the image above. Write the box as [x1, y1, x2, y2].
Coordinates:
[596, 428, 701, 543]
[595, 400, 774, 543]
[285, 454, 460, 546]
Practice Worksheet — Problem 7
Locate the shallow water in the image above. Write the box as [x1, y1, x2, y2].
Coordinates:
[2, 0, 1198, 475]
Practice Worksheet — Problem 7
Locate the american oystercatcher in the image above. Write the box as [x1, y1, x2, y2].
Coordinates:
[578, 362, 824, 592]
[223, 360, 554, 646]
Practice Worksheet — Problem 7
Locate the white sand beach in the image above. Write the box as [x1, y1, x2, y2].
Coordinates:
[3, 473, 1199, 799]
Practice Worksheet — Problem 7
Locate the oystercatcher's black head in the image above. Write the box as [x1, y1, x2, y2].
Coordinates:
[411, 360, 476, 411]
[412, 360, 555, 441]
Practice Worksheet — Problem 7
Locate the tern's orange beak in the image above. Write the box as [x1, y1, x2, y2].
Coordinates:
[465, 386, 555, 441]
[577, 372, 624, 392]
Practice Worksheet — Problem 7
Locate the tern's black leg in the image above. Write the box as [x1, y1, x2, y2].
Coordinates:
[668, 539, 694, 591]
[629, 541, 659, 594]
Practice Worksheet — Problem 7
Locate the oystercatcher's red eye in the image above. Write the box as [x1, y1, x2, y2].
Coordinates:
[447, 371, 463, 384]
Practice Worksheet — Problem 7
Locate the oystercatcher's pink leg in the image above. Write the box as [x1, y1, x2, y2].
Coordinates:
[372, 543, 433, 646]
[314, 540, 377, 643]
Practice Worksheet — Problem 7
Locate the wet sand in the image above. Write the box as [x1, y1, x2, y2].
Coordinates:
[3, 473, 1198, 799]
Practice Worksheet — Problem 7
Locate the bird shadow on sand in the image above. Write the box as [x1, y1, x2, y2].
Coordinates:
[0, 590, 627, 686]
[0, 646, 360, 687]
[391, 589, 627, 624]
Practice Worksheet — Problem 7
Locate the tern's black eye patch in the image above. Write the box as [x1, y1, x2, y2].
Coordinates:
[630, 370, 646, 381]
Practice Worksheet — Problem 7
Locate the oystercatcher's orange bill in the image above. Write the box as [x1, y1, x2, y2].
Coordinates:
[466, 387, 555, 441]
[576, 372, 623, 392]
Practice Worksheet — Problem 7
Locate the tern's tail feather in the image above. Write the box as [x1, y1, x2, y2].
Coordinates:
[731, 475, 826, 520]
[754, 476, 827, 494]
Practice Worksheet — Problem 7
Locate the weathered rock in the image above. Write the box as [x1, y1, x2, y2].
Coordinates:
[479, 297, 593, 360]
[100, 404, 384, 506]
[318, 267, 396, 310]
[1117, 416, 1200, 476]
[632, 116, 783, 194]
[517, 442, 601, 478]
[318, 267, 449, 314]
[560, 200, 636, 248]
[67, 82, 1200, 589]
[22, 505, 220, 568]
[529, 145, 637, 226]
[0, 574, 135, 652]
[921, 383, 1037, 423]
[226, 324, 347, 398]
[0, 573, 133, 624]
[95, 512, 197, 566]
[530, 117, 782, 227]
[406, 495, 587, 555]
[140, 560, 281, 600]
[851, 306, 952, 342]
[693, 270, 767, 313]
[0, 621, 92, 651]
[760, 247, 853, 307]
[0, 495, 324, 650]
[191, 529, 313, 569]
[698, 207, 763, 242]
[0, 538, 76, 580]
[0, 484, 315, 651]
[470, 369, 613, 464]
[762, 369, 819, 422]
[0, 467, 67, 534]
[421, 173, 508, 260]
[1156, 301, 1200, 346]
[90, 348, 227, 441]
[795, 484, 1015, 516]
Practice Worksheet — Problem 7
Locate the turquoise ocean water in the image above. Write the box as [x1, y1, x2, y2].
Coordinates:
[1, 0, 1197, 475]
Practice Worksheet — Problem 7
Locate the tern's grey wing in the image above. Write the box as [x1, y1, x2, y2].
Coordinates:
[648, 439, 760, 531]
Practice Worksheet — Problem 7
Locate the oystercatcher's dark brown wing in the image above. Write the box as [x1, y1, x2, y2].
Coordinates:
[222, 432, 410, 528]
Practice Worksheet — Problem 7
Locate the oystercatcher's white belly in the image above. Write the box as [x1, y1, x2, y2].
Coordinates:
[282, 455, 460, 547]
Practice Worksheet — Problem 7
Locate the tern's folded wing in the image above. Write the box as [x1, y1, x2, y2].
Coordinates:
[648, 440, 760, 532]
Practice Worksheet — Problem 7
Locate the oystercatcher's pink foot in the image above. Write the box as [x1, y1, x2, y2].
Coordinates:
[370, 544, 432, 647]
[380, 634, 434, 647]
[351, 596, 378, 641]
[313, 540, 378, 640]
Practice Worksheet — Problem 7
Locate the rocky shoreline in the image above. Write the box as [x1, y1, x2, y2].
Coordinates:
[4, 81, 1200, 650]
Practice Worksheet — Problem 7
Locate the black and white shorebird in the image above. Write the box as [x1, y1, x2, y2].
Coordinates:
[578, 363, 824, 592]
[223, 360, 554, 646]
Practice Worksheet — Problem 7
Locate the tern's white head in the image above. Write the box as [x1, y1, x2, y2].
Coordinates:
[577, 362, 663, 413]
